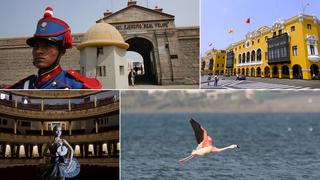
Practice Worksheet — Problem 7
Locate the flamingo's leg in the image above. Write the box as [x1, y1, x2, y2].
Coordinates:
[179, 154, 194, 165]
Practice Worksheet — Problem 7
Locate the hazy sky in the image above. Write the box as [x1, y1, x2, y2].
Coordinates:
[0, 0, 199, 38]
[201, 0, 320, 55]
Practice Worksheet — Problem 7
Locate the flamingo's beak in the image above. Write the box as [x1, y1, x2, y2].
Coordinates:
[236, 145, 240, 148]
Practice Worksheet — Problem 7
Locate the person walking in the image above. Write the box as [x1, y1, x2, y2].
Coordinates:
[130, 69, 136, 86]
[207, 75, 212, 86]
[214, 75, 219, 87]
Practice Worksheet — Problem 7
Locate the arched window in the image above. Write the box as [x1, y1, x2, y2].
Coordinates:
[257, 49, 262, 61]
[246, 52, 250, 63]
[242, 53, 246, 63]
[238, 54, 241, 64]
[251, 50, 256, 62]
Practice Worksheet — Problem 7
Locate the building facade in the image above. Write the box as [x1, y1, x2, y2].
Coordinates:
[0, 1, 199, 87]
[225, 14, 320, 80]
[201, 49, 226, 75]
[0, 90, 119, 179]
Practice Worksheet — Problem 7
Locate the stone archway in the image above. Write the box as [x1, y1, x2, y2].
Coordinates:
[292, 64, 302, 79]
[251, 68, 255, 77]
[272, 66, 279, 78]
[282, 65, 290, 79]
[256, 67, 261, 77]
[264, 67, 270, 78]
[246, 68, 250, 76]
[310, 64, 319, 79]
[126, 37, 158, 85]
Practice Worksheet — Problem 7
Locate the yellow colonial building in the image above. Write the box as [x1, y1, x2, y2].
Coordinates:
[225, 13, 320, 80]
[201, 49, 226, 75]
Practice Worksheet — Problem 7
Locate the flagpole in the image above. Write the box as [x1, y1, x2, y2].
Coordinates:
[232, 31, 234, 43]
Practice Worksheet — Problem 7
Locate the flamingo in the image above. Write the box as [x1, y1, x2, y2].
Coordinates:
[179, 118, 239, 165]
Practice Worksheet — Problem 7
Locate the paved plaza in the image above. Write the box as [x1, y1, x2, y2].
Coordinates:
[201, 75, 320, 89]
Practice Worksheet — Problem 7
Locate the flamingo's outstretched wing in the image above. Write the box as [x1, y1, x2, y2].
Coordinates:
[190, 118, 203, 144]
[190, 118, 213, 147]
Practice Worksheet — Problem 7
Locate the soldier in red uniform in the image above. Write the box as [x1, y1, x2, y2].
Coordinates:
[7, 7, 102, 89]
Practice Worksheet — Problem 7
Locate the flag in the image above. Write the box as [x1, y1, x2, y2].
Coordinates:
[246, 17, 250, 24]
[228, 28, 235, 34]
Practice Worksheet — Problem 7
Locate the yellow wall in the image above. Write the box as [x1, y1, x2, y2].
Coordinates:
[202, 50, 226, 75]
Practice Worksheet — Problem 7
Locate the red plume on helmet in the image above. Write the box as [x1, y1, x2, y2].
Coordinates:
[44, 6, 53, 18]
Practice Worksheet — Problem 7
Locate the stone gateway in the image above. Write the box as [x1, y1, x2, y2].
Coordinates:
[0, 1, 199, 87]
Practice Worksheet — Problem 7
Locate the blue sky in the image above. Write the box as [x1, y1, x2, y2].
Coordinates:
[201, 0, 320, 55]
[0, 0, 199, 38]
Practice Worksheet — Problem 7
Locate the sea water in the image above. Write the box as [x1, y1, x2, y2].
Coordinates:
[121, 113, 320, 180]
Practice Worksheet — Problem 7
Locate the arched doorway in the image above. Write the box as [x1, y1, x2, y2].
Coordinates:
[241, 68, 245, 75]
[310, 64, 319, 79]
[256, 67, 261, 77]
[126, 37, 157, 85]
[246, 68, 250, 76]
[282, 65, 289, 79]
[272, 66, 279, 78]
[233, 69, 236, 76]
[237, 69, 240, 75]
[292, 64, 302, 79]
[251, 68, 255, 77]
[264, 67, 270, 78]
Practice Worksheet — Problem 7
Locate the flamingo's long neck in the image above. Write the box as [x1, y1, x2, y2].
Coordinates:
[216, 145, 235, 152]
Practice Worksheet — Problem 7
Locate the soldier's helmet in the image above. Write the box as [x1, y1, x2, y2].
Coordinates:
[26, 7, 73, 49]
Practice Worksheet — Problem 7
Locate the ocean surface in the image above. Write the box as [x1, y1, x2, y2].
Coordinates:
[121, 113, 320, 180]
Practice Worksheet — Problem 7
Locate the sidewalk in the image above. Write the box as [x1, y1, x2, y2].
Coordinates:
[127, 84, 199, 89]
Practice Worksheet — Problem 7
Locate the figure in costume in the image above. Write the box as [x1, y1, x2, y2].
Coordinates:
[7, 7, 102, 89]
[38, 125, 80, 180]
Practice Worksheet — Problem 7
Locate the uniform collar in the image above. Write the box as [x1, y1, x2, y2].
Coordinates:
[36, 65, 62, 86]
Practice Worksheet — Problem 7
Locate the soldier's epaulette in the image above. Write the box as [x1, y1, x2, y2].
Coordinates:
[66, 70, 102, 89]
[5, 75, 36, 89]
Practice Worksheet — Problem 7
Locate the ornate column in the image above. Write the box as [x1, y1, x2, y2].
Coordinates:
[10, 144, 14, 158]
[278, 69, 282, 79]
[68, 99, 71, 111]
[39, 144, 43, 157]
[289, 69, 293, 79]
[41, 98, 44, 111]
[95, 143, 99, 157]
[95, 119, 99, 133]
[82, 144, 86, 158]
[270, 67, 273, 78]
[69, 121, 72, 135]
[41, 121, 44, 136]
[14, 119, 17, 134]
[14, 96, 18, 108]
[85, 144, 88, 158]
[94, 95, 97, 107]
[302, 69, 311, 80]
